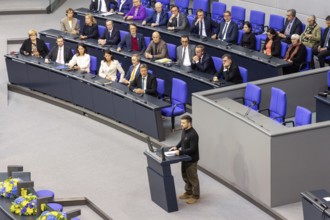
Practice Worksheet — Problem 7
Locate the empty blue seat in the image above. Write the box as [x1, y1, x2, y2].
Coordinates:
[36, 190, 54, 199]
[283, 106, 312, 127]
[174, 0, 189, 14]
[244, 83, 262, 111]
[187, 16, 194, 28]
[231, 6, 245, 29]
[144, 36, 151, 47]
[237, 29, 244, 45]
[48, 203, 63, 211]
[328, 70, 330, 89]
[98, 25, 106, 38]
[211, 56, 222, 72]
[249, 10, 265, 35]
[211, 2, 226, 23]
[300, 46, 312, 71]
[188, 0, 209, 20]
[145, 7, 153, 18]
[119, 30, 129, 41]
[239, 66, 248, 83]
[156, 78, 165, 99]
[268, 14, 284, 32]
[90, 55, 97, 74]
[167, 43, 176, 61]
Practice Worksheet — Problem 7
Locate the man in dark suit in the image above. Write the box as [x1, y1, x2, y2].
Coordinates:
[213, 54, 242, 84]
[117, 23, 146, 53]
[312, 16, 330, 68]
[145, 31, 168, 59]
[90, 0, 117, 12]
[211, 11, 238, 44]
[278, 9, 302, 44]
[123, 54, 141, 84]
[129, 64, 158, 97]
[142, 2, 168, 27]
[117, 0, 132, 14]
[176, 35, 195, 67]
[45, 36, 72, 64]
[167, 5, 189, 32]
[191, 45, 216, 74]
[98, 20, 120, 46]
[190, 9, 218, 38]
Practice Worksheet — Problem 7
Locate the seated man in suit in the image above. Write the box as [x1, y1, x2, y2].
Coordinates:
[117, 23, 146, 53]
[129, 64, 158, 97]
[98, 20, 120, 46]
[278, 9, 302, 44]
[122, 53, 141, 84]
[211, 11, 238, 44]
[124, 0, 146, 21]
[312, 15, 330, 68]
[61, 8, 80, 35]
[142, 2, 168, 27]
[90, 0, 118, 13]
[45, 36, 73, 64]
[191, 45, 216, 74]
[167, 5, 189, 32]
[176, 35, 195, 67]
[117, 0, 133, 15]
[145, 31, 168, 60]
[213, 54, 242, 84]
[190, 9, 218, 38]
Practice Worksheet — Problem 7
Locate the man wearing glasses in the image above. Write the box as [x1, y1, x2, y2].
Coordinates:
[278, 9, 302, 44]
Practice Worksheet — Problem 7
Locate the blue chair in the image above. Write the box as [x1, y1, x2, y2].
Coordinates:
[212, 56, 222, 72]
[255, 35, 262, 51]
[283, 106, 312, 127]
[36, 190, 54, 199]
[259, 87, 287, 123]
[174, 0, 189, 15]
[148, 69, 153, 75]
[90, 56, 97, 74]
[167, 43, 177, 61]
[237, 29, 244, 45]
[280, 42, 288, 58]
[161, 78, 188, 131]
[211, 2, 226, 23]
[145, 7, 154, 18]
[236, 83, 262, 111]
[156, 0, 170, 11]
[156, 78, 165, 99]
[45, 42, 51, 51]
[328, 70, 330, 89]
[141, 0, 151, 8]
[98, 25, 106, 38]
[268, 14, 284, 32]
[144, 36, 151, 47]
[239, 66, 248, 83]
[119, 30, 129, 41]
[249, 10, 265, 35]
[300, 46, 312, 71]
[188, 0, 209, 19]
[301, 23, 306, 33]
[48, 203, 63, 211]
[187, 16, 194, 28]
[231, 6, 245, 29]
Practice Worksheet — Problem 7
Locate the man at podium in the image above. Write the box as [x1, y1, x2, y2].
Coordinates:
[170, 115, 200, 204]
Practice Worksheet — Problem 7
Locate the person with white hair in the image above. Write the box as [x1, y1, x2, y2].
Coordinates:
[283, 34, 307, 74]
[142, 2, 168, 27]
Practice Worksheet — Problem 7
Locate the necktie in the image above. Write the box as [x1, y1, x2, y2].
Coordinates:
[129, 66, 137, 81]
[57, 47, 63, 64]
[109, 31, 112, 39]
[199, 20, 203, 36]
[222, 23, 228, 40]
[98, 0, 102, 11]
[285, 22, 292, 35]
[324, 30, 330, 47]
[156, 13, 160, 24]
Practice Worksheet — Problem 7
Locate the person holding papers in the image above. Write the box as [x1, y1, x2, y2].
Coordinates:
[98, 50, 125, 81]
[144, 31, 168, 60]
[129, 64, 157, 97]
[45, 36, 73, 64]
[68, 44, 90, 73]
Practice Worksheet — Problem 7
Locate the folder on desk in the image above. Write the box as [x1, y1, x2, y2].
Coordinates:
[55, 65, 68, 70]
[155, 58, 172, 63]
[101, 12, 115, 16]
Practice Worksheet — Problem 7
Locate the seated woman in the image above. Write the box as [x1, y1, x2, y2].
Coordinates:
[283, 34, 307, 74]
[80, 13, 98, 40]
[68, 43, 90, 73]
[20, 29, 49, 58]
[262, 28, 281, 58]
[241, 21, 256, 50]
[98, 49, 125, 82]
[61, 8, 80, 35]
[300, 15, 321, 49]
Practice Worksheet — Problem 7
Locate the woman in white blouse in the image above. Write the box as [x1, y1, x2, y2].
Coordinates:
[98, 49, 125, 82]
[68, 43, 90, 73]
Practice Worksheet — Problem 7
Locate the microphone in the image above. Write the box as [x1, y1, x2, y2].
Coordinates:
[244, 101, 257, 117]
[267, 56, 273, 63]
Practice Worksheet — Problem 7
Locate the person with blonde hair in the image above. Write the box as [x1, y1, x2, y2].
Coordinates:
[20, 29, 49, 58]
[80, 13, 98, 39]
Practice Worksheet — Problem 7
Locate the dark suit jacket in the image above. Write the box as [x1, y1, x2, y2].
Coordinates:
[144, 10, 168, 26]
[90, 0, 116, 11]
[20, 38, 49, 58]
[321, 27, 330, 49]
[145, 39, 168, 59]
[286, 43, 307, 67]
[81, 23, 99, 39]
[190, 17, 218, 37]
[241, 32, 256, 50]
[191, 53, 216, 74]
[100, 28, 120, 45]
[263, 37, 281, 58]
[118, 33, 146, 52]
[129, 74, 158, 97]
[176, 44, 195, 66]
[125, 64, 141, 80]
[167, 13, 189, 31]
[118, 0, 132, 13]
[214, 63, 242, 84]
[280, 17, 302, 43]
[215, 21, 239, 44]
[45, 45, 73, 63]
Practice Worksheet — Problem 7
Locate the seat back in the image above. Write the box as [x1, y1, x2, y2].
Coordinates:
[231, 6, 245, 29]
[90, 55, 97, 74]
[269, 14, 284, 32]
[328, 70, 330, 89]
[269, 87, 287, 123]
[301, 23, 306, 34]
[119, 30, 129, 41]
[45, 42, 51, 51]
[190, 0, 209, 17]
[244, 83, 262, 110]
[295, 106, 312, 127]
[249, 10, 265, 35]
[211, 2, 226, 23]
[174, 0, 189, 14]
[167, 43, 177, 60]
[255, 35, 262, 51]
[239, 66, 248, 83]
[98, 25, 106, 38]
[141, 0, 151, 8]
[237, 29, 244, 45]
[187, 16, 194, 28]
[280, 41, 288, 58]
[300, 46, 312, 71]
[172, 78, 187, 110]
[145, 7, 154, 17]
[156, 78, 165, 99]
[144, 36, 151, 47]
[212, 56, 222, 72]
[156, 0, 170, 11]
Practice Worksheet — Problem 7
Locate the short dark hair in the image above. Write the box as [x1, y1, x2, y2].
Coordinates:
[66, 8, 74, 14]
[326, 16, 330, 21]
[181, 35, 189, 41]
[129, 23, 137, 29]
[196, 9, 204, 14]
[181, 115, 192, 123]
[195, 45, 205, 52]
[244, 21, 252, 29]
[171, 5, 179, 11]
[222, 53, 232, 60]
[224, 11, 231, 16]
[76, 43, 87, 55]
[57, 35, 64, 40]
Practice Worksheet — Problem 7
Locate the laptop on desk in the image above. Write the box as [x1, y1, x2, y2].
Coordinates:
[146, 136, 173, 159]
